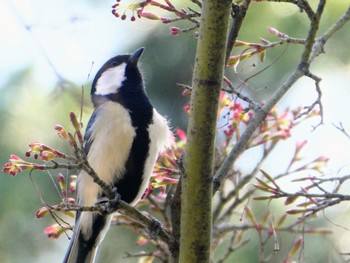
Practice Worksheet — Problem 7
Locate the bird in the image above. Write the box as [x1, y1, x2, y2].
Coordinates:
[63, 47, 172, 263]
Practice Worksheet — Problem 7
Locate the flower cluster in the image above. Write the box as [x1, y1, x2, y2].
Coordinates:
[111, 0, 201, 35]
[216, 91, 313, 149]
[250, 106, 318, 147]
[2, 112, 83, 178]
[252, 108, 294, 145]
[227, 40, 267, 70]
[2, 126, 78, 176]
[141, 129, 184, 199]
[56, 173, 77, 199]
[25, 142, 66, 161]
[292, 155, 329, 174]
[35, 173, 77, 239]
[112, 0, 145, 21]
[2, 155, 45, 176]
[179, 90, 316, 152]
[44, 224, 72, 239]
[219, 93, 253, 142]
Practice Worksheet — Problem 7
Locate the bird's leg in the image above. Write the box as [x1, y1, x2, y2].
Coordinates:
[148, 217, 162, 239]
[96, 187, 121, 214]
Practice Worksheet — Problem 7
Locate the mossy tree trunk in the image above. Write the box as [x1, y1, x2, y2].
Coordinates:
[179, 1, 232, 262]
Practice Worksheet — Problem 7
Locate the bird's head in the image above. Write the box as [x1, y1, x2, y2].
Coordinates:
[91, 47, 145, 106]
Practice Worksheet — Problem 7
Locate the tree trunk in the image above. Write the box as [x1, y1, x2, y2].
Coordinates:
[179, 0, 232, 262]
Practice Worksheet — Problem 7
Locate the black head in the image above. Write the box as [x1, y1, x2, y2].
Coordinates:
[91, 48, 145, 105]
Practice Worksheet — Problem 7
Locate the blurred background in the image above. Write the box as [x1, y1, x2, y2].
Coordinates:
[1, 0, 350, 262]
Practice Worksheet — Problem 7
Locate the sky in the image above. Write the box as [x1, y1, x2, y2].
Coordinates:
[0, 0, 157, 90]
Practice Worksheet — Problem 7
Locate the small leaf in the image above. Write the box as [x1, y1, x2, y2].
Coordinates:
[260, 38, 269, 44]
[304, 228, 332, 234]
[255, 177, 272, 189]
[297, 201, 315, 207]
[291, 176, 315, 182]
[137, 256, 155, 263]
[245, 206, 258, 228]
[68, 132, 77, 148]
[245, 206, 255, 221]
[287, 237, 303, 259]
[45, 224, 70, 239]
[261, 210, 270, 226]
[253, 195, 274, 200]
[55, 124, 69, 140]
[63, 210, 75, 218]
[260, 169, 280, 189]
[286, 208, 310, 215]
[135, 235, 149, 246]
[70, 112, 83, 143]
[36, 207, 49, 219]
[140, 12, 160, 20]
[276, 214, 287, 228]
[234, 40, 251, 47]
[57, 173, 67, 198]
[227, 55, 240, 71]
[70, 112, 80, 131]
[284, 195, 298, 205]
[253, 184, 276, 193]
[235, 231, 244, 243]
[260, 50, 266, 62]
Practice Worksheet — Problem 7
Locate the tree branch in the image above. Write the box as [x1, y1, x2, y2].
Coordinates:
[50, 195, 179, 255]
[213, 0, 329, 193]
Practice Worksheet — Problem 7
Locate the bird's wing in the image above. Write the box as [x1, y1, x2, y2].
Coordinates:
[83, 110, 98, 155]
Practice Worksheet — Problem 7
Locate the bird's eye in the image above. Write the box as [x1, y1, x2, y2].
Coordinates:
[110, 61, 118, 67]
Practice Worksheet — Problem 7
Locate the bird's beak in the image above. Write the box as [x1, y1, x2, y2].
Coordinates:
[129, 47, 144, 65]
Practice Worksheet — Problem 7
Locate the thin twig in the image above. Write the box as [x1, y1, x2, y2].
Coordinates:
[298, 70, 324, 128]
[225, 0, 252, 64]
[261, 0, 315, 20]
[333, 122, 350, 140]
[214, 141, 278, 224]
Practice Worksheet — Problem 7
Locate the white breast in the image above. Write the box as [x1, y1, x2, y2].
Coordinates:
[78, 101, 136, 207]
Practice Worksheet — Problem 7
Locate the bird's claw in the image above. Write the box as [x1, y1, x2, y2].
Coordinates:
[96, 187, 121, 214]
[148, 217, 162, 239]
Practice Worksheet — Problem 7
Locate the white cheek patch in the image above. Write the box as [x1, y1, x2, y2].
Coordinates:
[95, 62, 127, 95]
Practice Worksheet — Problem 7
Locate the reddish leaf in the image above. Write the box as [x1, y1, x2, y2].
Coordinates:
[286, 208, 310, 215]
[36, 207, 49, 219]
[260, 169, 280, 189]
[253, 195, 274, 200]
[276, 214, 287, 228]
[287, 237, 303, 259]
[284, 195, 298, 205]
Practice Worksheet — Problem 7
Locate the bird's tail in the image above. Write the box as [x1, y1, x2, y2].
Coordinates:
[63, 212, 112, 263]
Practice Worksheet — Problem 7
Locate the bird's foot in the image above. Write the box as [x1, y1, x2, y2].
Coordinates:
[148, 217, 162, 239]
[96, 187, 121, 214]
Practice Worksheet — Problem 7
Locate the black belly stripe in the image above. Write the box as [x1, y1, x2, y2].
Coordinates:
[115, 126, 150, 203]
[105, 81, 154, 204]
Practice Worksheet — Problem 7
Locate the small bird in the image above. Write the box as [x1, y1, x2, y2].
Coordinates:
[63, 48, 171, 263]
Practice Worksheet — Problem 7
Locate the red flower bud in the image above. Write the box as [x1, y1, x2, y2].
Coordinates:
[170, 27, 181, 36]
